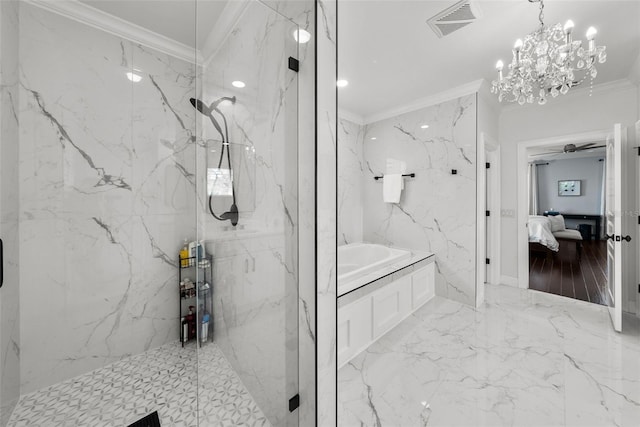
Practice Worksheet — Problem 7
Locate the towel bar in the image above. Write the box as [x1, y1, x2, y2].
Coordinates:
[374, 173, 415, 181]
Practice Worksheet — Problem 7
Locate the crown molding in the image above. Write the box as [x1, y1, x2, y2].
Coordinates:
[24, 0, 202, 64]
[338, 108, 365, 126]
[362, 79, 484, 124]
[499, 78, 637, 113]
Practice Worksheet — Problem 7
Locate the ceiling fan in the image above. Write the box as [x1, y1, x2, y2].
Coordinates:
[530, 142, 605, 157]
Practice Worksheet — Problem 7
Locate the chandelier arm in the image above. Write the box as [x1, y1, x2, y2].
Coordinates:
[538, 0, 544, 28]
[492, 0, 604, 105]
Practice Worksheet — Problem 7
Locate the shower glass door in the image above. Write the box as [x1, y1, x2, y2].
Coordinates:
[196, 1, 299, 425]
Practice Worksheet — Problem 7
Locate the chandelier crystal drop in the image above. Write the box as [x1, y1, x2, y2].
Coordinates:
[491, 0, 606, 105]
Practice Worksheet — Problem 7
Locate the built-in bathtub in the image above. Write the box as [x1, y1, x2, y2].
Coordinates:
[338, 243, 411, 282]
[337, 243, 435, 367]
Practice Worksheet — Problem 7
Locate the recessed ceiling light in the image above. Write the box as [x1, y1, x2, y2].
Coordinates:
[371, 137, 377, 140]
[337, 79, 349, 88]
[421, 124, 429, 129]
[293, 29, 311, 44]
[126, 71, 142, 83]
[232, 80, 246, 88]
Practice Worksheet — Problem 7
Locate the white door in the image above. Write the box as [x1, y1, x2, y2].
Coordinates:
[605, 124, 625, 332]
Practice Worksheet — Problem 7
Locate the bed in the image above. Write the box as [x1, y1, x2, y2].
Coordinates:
[529, 214, 583, 260]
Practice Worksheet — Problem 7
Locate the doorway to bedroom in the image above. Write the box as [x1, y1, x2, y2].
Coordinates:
[526, 142, 608, 305]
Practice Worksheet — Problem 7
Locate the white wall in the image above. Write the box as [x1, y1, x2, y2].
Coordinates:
[499, 81, 639, 311]
[536, 157, 604, 220]
[478, 86, 500, 142]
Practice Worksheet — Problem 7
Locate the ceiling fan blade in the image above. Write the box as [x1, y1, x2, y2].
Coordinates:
[574, 144, 605, 151]
[576, 142, 597, 150]
[529, 151, 564, 157]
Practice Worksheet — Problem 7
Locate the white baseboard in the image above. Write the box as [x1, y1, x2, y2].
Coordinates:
[623, 300, 637, 316]
[500, 275, 519, 288]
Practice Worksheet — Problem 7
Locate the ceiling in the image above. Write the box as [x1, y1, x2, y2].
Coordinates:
[338, 0, 640, 119]
[80, 0, 228, 48]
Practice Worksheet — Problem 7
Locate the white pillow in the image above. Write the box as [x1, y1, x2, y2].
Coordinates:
[548, 214, 566, 232]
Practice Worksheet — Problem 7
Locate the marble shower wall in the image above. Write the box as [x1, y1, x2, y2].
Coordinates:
[198, 1, 303, 424]
[18, 3, 198, 394]
[338, 118, 364, 245]
[362, 95, 477, 306]
[0, 1, 20, 425]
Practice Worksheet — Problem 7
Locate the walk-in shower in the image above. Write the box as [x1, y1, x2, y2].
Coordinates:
[0, 0, 314, 425]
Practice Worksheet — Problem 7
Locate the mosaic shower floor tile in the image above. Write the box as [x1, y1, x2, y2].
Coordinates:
[8, 342, 270, 427]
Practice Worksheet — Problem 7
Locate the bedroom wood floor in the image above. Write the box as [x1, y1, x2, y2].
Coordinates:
[529, 240, 608, 305]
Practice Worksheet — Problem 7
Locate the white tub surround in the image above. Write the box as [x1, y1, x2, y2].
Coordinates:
[338, 255, 435, 368]
[338, 243, 433, 296]
[338, 243, 411, 284]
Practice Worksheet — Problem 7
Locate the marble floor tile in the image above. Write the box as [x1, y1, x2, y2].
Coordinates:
[8, 342, 270, 427]
[338, 284, 640, 427]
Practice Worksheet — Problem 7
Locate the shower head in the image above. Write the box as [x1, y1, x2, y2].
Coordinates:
[190, 98, 212, 116]
[190, 96, 236, 117]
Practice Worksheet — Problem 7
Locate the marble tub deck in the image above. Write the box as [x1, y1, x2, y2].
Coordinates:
[8, 342, 270, 427]
[338, 284, 640, 426]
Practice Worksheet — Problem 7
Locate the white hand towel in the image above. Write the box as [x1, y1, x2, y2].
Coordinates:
[383, 174, 403, 203]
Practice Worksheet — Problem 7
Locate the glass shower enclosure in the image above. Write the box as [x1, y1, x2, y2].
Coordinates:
[196, 1, 300, 425]
[0, 0, 302, 425]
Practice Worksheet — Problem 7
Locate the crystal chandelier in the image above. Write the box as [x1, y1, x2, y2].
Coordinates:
[491, 0, 606, 105]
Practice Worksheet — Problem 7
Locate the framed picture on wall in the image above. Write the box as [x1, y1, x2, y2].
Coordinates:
[558, 180, 581, 196]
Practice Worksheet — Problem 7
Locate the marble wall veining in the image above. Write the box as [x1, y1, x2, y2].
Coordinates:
[17, 3, 198, 394]
[0, 1, 20, 425]
[338, 118, 364, 245]
[361, 95, 478, 306]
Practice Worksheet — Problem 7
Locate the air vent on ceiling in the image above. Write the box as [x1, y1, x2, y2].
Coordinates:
[427, 0, 482, 38]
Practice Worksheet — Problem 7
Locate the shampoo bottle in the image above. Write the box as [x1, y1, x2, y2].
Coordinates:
[180, 238, 189, 267]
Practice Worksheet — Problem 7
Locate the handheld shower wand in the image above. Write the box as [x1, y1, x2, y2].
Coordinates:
[190, 96, 239, 226]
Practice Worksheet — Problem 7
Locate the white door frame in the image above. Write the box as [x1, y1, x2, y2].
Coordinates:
[636, 120, 640, 317]
[476, 133, 486, 307]
[516, 129, 610, 289]
[485, 135, 501, 286]
[476, 132, 500, 308]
